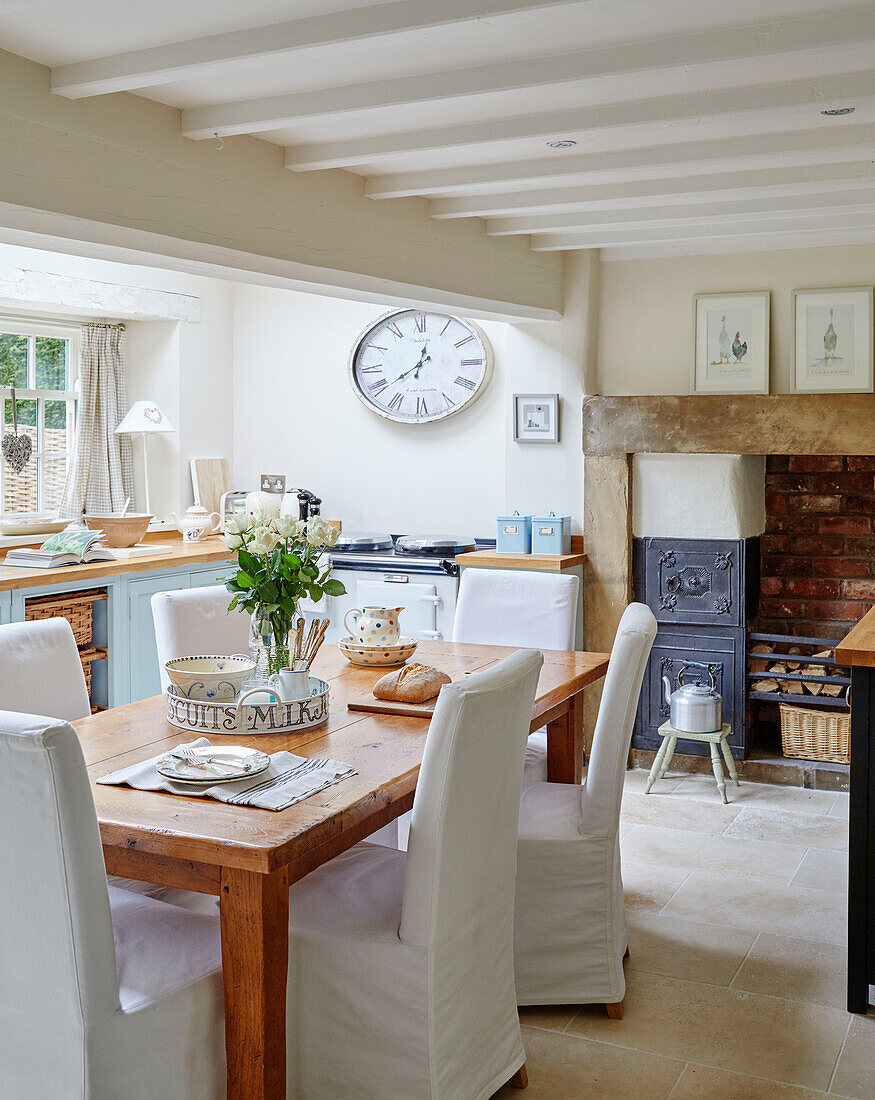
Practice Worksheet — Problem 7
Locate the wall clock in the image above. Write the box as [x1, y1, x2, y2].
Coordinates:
[349, 309, 492, 424]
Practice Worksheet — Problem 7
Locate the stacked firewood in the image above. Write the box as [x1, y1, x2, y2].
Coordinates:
[750, 644, 844, 697]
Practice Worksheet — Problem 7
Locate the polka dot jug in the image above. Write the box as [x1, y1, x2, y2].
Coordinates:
[343, 606, 404, 647]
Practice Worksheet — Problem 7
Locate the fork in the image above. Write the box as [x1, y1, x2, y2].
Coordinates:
[173, 747, 253, 772]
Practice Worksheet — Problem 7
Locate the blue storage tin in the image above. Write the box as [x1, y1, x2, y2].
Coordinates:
[496, 512, 532, 554]
[531, 513, 571, 555]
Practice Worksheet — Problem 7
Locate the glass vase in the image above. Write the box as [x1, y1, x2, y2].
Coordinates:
[248, 609, 293, 684]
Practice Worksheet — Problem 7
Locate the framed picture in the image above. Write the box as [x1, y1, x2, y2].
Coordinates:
[692, 292, 770, 395]
[792, 287, 874, 393]
[513, 393, 559, 443]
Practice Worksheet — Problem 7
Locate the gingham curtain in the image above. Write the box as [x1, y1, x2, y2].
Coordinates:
[59, 323, 134, 518]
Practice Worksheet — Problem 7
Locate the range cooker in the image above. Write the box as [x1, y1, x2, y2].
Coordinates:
[322, 533, 484, 644]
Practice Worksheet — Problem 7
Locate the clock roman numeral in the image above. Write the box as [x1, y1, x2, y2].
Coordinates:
[370, 379, 388, 394]
[460, 358, 483, 367]
[368, 344, 387, 353]
[387, 321, 404, 340]
[440, 319, 453, 336]
[454, 335, 474, 349]
[416, 396, 428, 416]
[455, 376, 476, 390]
[360, 364, 382, 373]
[387, 392, 403, 412]
[414, 314, 427, 333]
[442, 391, 456, 409]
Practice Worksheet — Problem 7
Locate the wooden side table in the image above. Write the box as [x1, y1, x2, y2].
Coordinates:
[646, 722, 739, 803]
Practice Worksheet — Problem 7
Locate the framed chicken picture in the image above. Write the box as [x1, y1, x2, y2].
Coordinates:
[692, 292, 770, 395]
[792, 287, 874, 394]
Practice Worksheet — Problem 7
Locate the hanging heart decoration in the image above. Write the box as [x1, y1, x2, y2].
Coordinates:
[2, 389, 32, 474]
[143, 405, 163, 425]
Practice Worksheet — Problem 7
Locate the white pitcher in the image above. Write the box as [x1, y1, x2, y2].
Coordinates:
[343, 606, 404, 646]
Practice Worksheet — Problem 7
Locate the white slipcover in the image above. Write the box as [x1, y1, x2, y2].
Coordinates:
[0, 710, 225, 1099]
[513, 603, 657, 1006]
[286, 649, 543, 1099]
[151, 583, 249, 691]
[0, 618, 90, 721]
[453, 567, 580, 785]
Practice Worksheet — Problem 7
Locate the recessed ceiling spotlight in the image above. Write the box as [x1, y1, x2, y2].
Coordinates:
[821, 107, 855, 116]
[546, 139, 577, 148]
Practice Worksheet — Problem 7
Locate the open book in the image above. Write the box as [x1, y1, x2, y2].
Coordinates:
[2, 528, 116, 568]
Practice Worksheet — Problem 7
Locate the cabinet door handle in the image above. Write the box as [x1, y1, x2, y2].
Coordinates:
[419, 630, 443, 640]
[417, 595, 443, 606]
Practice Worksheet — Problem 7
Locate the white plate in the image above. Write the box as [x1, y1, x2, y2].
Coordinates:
[0, 518, 69, 536]
[156, 745, 271, 784]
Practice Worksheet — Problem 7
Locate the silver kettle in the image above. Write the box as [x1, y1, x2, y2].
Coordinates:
[662, 666, 722, 734]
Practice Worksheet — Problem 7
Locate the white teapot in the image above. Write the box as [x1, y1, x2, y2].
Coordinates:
[170, 504, 221, 543]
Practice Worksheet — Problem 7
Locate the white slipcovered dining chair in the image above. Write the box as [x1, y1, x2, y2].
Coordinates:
[152, 584, 249, 690]
[0, 710, 225, 1099]
[513, 602, 657, 1017]
[453, 567, 580, 784]
[285, 648, 543, 1099]
[0, 618, 90, 721]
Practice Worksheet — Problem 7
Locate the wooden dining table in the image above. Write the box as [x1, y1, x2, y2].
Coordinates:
[76, 640, 611, 1099]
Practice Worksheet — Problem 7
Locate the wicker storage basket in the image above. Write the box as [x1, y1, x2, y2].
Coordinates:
[25, 588, 106, 647]
[780, 703, 850, 764]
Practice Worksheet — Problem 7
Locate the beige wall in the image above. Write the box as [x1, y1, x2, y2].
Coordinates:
[0, 49, 562, 322]
[597, 243, 875, 395]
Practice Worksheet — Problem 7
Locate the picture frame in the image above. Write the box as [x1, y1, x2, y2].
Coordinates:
[513, 393, 559, 443]
[692, 292, 770, 395]
[792, 287, 874, 394]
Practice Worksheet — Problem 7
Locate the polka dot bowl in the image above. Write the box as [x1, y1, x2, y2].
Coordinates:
[337, 636, 418, 667]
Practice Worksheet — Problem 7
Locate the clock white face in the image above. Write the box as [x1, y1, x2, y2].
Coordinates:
[349, 309, 492, 424]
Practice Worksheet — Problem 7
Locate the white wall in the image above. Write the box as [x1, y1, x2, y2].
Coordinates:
[0, 240, 233, 519]
[597, 242, 875, 395]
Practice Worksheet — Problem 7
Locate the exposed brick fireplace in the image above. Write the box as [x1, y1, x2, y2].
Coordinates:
[759, 455, 875, 641]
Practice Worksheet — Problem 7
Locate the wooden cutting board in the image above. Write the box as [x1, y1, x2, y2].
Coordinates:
[190, 458, 231, 517]
[347, 696, 437, 719]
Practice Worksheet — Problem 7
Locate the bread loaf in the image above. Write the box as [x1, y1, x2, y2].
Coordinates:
[373, 663, 451, 704]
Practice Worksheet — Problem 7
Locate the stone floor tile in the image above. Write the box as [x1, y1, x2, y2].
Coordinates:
[830, 1015, 875, 1098]
[622, 859, 690, 915]
[619, 791, 740, 835]
[621, 824, 806, 883]
[731, 932, 847, 1010]
[663, 872, 846, 945]
[619, 820, 637, 841]
[724, 807, 848, 853]
[567, 970, 848, 1091]
[622, 767, 685, 795]
[626, 910, 756, 986]
[518, 1004, 580, 1033]
[671, 1062, 829, 1098]
[791, 849, 848, 895]
[670, 774, 838, 816]
[828, 793, 850, 820]
[490, 1024, 684, 1099]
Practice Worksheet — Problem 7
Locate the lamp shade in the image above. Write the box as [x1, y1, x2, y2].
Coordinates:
[115, 401, 175, 434]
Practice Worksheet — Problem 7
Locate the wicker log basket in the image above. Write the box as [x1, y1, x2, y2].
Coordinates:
[779, 704, 850, 765]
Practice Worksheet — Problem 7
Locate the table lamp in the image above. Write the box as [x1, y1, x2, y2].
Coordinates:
[115, 401, 175, 515]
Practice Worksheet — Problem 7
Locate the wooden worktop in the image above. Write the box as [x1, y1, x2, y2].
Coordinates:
[837, 606, 875, 669]
[455, 549, 587, 572]
[0, 534, 231, 592]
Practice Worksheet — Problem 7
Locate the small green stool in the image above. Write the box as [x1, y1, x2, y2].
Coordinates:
[646, 722, 739, 804]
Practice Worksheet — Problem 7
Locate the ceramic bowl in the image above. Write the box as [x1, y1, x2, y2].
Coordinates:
[0, 515, 69, 536]
[338, 636, 418, 667]
[84, 513, 153, 547]
[164, 654, 255, 701]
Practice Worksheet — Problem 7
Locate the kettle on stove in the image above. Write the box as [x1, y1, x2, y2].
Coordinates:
[662, 665, 722, 734]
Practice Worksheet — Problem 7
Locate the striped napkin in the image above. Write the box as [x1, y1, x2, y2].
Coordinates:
[97, 737, 356, 811]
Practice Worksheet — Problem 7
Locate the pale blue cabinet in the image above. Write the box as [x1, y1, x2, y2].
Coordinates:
[126, 571, 193, 703]
[0, 590, 11, 624]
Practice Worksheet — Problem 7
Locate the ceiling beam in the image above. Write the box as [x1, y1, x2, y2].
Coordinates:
[50, 0, 587, 99]
[603, 228, 875, 260]
[284, 70, 875, 171]
[183, 6, 875, 139]
[528, 208, 875, 250]
[429, 163, 875, 219]
[366, 125, 875, 199]
[485, 190, 875, 235]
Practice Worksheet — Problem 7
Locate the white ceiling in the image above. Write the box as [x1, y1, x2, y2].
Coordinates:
[3, 0, 874, 258]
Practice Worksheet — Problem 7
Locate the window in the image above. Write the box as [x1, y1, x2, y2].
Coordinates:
[0, 320, 78, 516]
